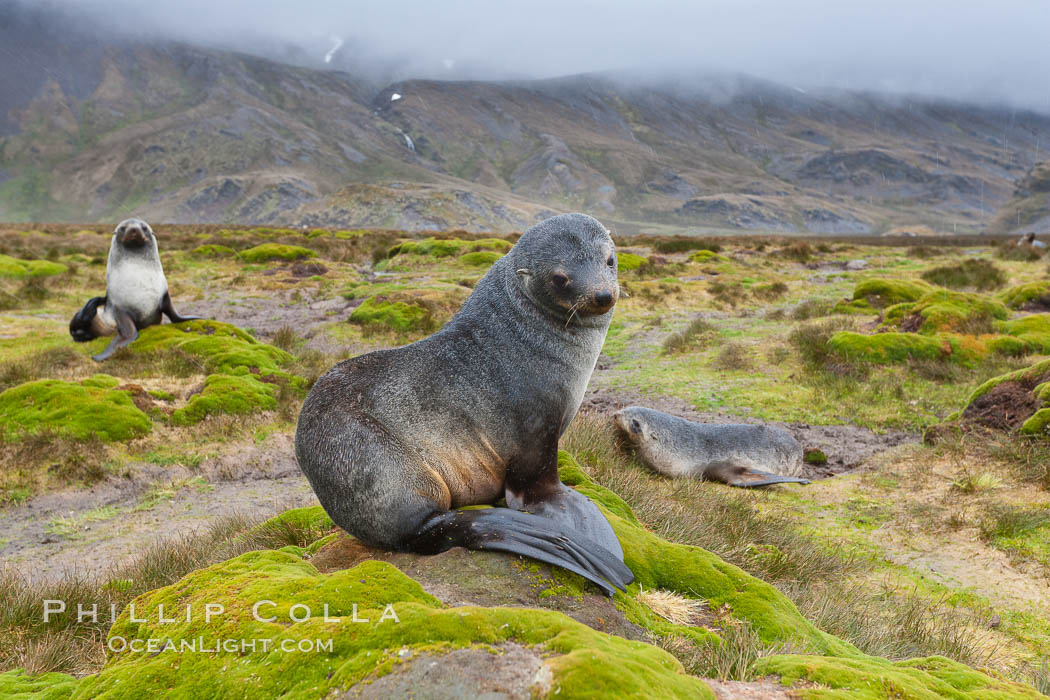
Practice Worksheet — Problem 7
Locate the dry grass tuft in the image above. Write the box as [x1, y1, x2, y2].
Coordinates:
[637, 588, 707, 626]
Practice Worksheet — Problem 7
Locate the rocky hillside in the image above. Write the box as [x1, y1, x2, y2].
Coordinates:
[987, 161, 1050, 235]
[2, 3, 1049, 234]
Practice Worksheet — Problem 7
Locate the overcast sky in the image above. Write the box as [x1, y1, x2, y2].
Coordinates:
[32, 0, 1050, 110]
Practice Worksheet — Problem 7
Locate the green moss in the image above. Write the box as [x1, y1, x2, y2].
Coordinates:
[756, 653, 1041, 699]
[999, 281, 1050, 309]
[82, 374, 121, 389]
[618, 252, 649, 272]
[0, 378, 151, 442]
[987, 335, 1031, 357]
[0, 669, 78, 699]
[995, 314, 1050, 354]
[238, 244, 317, 263]
[189, 244, 236, 259]
[129, 321, 293, 378]
[0, 254, 67, 279]
[458, 251, 503, 267]
[828, 331, 950, 364]
[37, 551, 711, 699]
[803, 448, 828, 465]
[965, 358, 1050, 407]
[851, 278, 934, 308]
[171, 372, 278, 425]
[882, 290, 1008, 334]
[1021, 408, 1050, 435]
[147, 389, 176, 402]
[349, 296, 432, 333]
[389, 237, 512, 258]
[689, 250, 729, 264]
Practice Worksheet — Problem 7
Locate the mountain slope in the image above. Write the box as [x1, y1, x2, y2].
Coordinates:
[1, 4, 1048, 233]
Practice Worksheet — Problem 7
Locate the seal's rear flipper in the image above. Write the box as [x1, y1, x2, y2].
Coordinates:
[70, 296, 107, 342]
[406, 508, 633, 596]
[704, 462, 810, 489]
[161, 291, 203, 323]
[93, 308, 138, 362]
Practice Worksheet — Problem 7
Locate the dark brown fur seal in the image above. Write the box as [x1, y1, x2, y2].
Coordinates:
[295, 214, 633, 595]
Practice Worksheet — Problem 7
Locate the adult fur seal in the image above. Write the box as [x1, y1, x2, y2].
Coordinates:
[295, 213, 633, 595]
[614, 406, 810, 488]
[69, 218, 201, 361]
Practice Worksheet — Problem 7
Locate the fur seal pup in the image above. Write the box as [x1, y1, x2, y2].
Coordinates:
[614, 406, 810, 488]
[69, 218, 201, 361]
[295, 213, 633, 595]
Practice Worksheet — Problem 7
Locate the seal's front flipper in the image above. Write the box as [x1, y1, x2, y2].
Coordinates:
[526, 484, 625, 561]
[406, 507, 633, 596]
[161, 291, 202, 323]
[704, 461, 810, 489]
[92, 308, 138, 362]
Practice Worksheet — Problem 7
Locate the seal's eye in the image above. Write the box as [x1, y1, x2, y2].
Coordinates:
[552, 273, 569, 289]
[606, 255, 615, 267]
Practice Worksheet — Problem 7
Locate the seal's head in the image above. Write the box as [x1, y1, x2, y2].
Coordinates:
[113, 218, 156, 252]
[614, 406, 659, 445]
[510, 213, 619, 321]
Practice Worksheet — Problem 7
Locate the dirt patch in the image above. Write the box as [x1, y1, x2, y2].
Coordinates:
[191, 288, 353, 351]
[898, 312, 924, 333]
[581, 387, 915, 479]
[340, 642, 549, 699]
[961, 377, 1046, 431]
[0, 434, 315, 583]
[1021, 296, 1050, 313]
[706, 678, 803, 699]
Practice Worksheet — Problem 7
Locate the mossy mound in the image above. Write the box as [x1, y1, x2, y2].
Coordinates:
[756, 654, 1042, 699]
[999, 280, 1050, 310]
[0, 254, 67, 279]
[349, 296, 433, 334]
[994, 314, 1050, 354]
[881, 290, 1009, 334]
[189, 244, 236, 259]
[238, 244, 317, 263]
[129, 320, 293, 378]
[850, 278, 934, 309]
[827, 331, 950, 364]
[389, 237, 512, 258]
[8, 452, 1034, 698]
[0, 378, 151, 442]
[618, 252, 649, 272]
[458, 250, 504, 267]
[171, 372, 279, 425]
[688, 250, 729, 264]
[960, 358, 1050, 436]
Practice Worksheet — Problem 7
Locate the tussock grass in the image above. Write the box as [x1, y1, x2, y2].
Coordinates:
[791, 298, 833, 320]
[708, 280, 747, 307]
[779, 241, 814, 262]
[0, 511, 315, 676]
[662, 317, 717, 354]
[980, 505, 1050, 541]
[657, 619, 796, 681]
[920, 258, 1007, 291]
[0, 347, 90, 391]
[788, 318, 855, 367]
[983, 435, 1050, 490]
[637, 588, 706, 626]
[650, 237, 723, 254]
[711, 342, 753, 371]
[753, 281, 789, 301]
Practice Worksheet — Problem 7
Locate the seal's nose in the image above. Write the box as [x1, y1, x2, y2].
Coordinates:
[594, 290, 613, 307]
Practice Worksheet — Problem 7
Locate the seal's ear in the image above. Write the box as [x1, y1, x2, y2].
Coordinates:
[515, 268, 531, 283]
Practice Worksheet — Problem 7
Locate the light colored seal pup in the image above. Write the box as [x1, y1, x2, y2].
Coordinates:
[69, 218, 201, 361]
[295, 213, 633, 595]
[614, 406, 810, 487]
